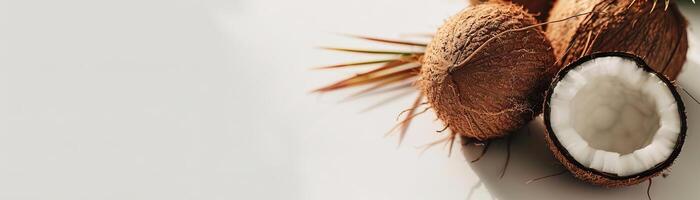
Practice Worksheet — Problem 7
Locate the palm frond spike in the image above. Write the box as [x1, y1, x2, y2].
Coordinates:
[315, 34, 429, 143]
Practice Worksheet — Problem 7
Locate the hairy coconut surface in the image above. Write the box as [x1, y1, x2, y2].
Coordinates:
[469, 0, 555, 22]
[544, 52, 686, 187]
[546, 0, 688, 80]
[420, 2, 555, 141]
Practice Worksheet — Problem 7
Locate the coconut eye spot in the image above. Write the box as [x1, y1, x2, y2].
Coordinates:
[549, 56, 683, 177]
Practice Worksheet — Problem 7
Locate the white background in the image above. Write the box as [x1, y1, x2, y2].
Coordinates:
[0, 0, 698, 199]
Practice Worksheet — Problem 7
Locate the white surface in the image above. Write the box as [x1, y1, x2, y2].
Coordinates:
[0, 0, 697, 200]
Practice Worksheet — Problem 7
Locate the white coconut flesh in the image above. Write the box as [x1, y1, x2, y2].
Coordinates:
[549, 56, 682, 177]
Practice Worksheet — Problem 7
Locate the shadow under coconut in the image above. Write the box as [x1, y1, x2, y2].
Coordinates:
[461, 9, 700, 199]
[464, 84, 700, 199]
[463, 117, 660, 200]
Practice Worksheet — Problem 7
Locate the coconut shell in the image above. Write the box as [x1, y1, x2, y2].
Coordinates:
[420, 2, 555, 141]
[469, 0, 555, 22]
[544, 52, 687, 187]
[546, 0, 688, 80]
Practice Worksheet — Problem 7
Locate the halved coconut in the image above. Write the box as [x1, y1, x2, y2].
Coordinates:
[544, 52, 687, 187]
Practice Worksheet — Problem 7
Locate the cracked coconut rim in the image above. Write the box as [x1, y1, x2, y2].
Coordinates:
[544, 52, 686, 179]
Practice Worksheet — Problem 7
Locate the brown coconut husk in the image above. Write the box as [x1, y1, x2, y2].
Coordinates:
[546, 0, 688, 80]
[420, 1, 556, 141]
[543, 52, 687, 188]
[514, 0, 556, 22]
[470, 0, 556, 22]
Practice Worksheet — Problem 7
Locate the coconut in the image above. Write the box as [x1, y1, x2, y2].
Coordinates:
[469, 0, 555, 22]
[420, 2, 556, 141]
[544, 52, 686, 187]
[546, 0, 688, 80]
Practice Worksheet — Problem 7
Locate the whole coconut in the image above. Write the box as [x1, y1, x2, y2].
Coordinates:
[420, 1, 556, 141]
[546, 0, 688, 80]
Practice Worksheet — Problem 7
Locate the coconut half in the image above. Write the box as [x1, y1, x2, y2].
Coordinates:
[544, 52, 687, 187]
